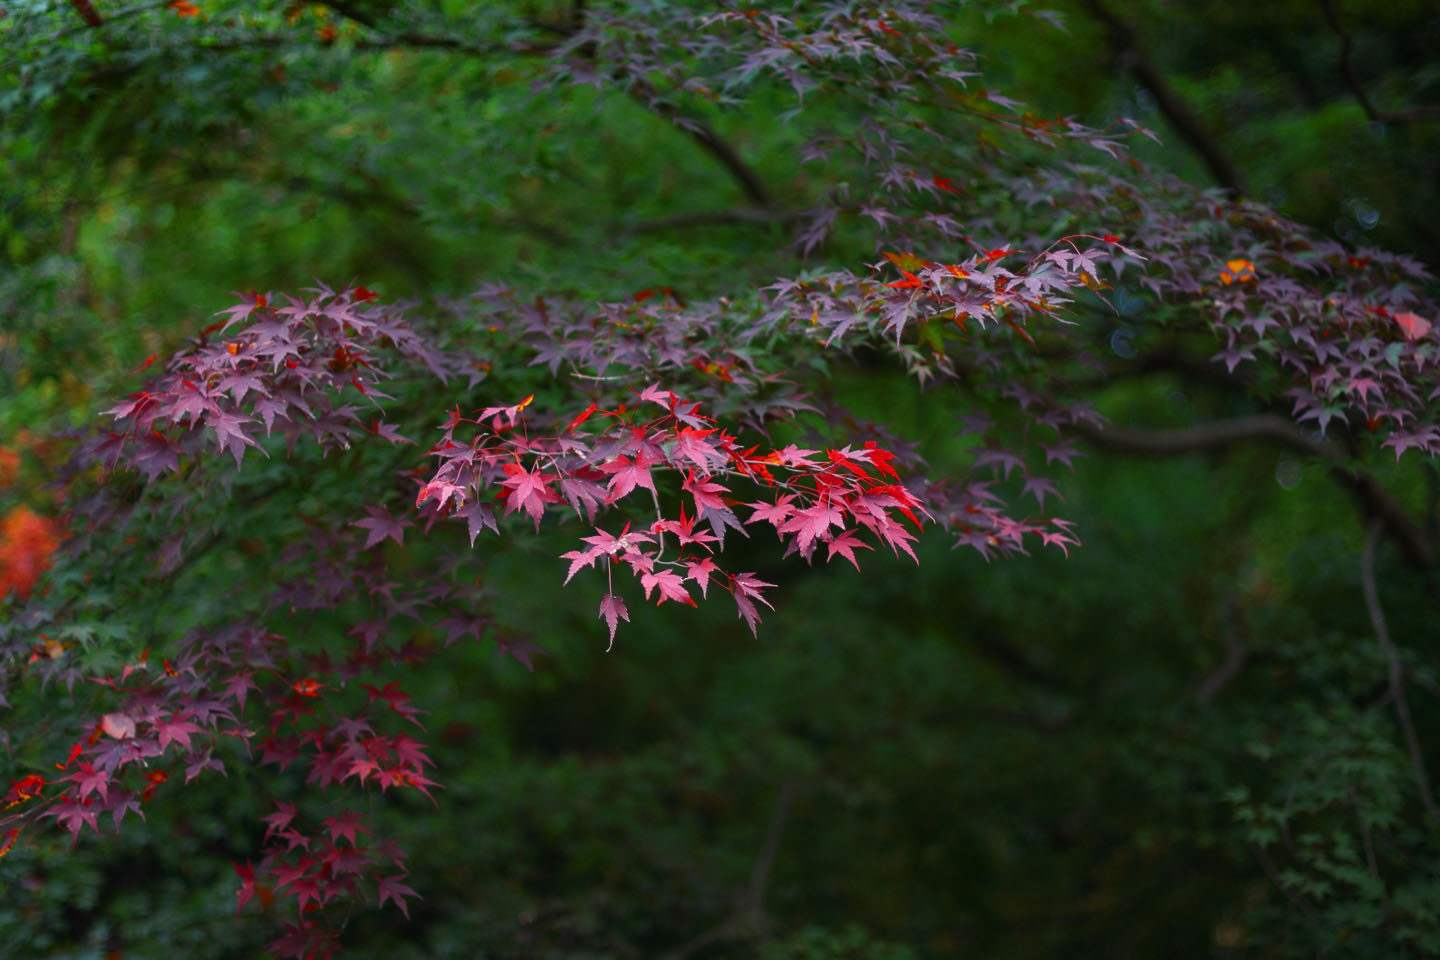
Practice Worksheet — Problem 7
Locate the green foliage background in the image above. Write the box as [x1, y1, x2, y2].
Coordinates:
[3, 1, 1439, 957]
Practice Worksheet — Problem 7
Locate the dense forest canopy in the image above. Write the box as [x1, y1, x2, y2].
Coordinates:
[3, 1, 1440, 957]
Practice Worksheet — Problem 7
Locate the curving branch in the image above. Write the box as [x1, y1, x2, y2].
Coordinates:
[1076, 0, 1245, 194]
[1318, 0, 1440, 125]
[319, 1, 775, 208]
[1070, 414, 1435, 571]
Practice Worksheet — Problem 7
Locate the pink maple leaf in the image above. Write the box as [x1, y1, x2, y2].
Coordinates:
[826, 530, 873, 571]
[746, 495, 797, 530]
[686, 557, 720, 597]
[640, 569, 695, 606]
[730, 572, 775, 637]
[778, 500, 846, 555]
[598, 593, 629, 650]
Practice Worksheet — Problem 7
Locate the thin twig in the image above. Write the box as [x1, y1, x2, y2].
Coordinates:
[1195, 601, 1248, 705]
[1361, 520, 1438, 819]
[662, 777, 803, 959]
[1076, 0, 1245, 193]
[1253, 842, 1321, 920]
[746, 776, 801, 932]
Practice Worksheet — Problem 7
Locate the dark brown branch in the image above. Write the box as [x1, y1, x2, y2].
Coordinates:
[1361, 521, 1438, 819]
[631, 84, 775, 208]
[66, 0, 103, 28]
[1077, 0, 1245, 194]
[328, 2, 775, 207]
[969, 631, 1070, 695]
[620, 206, 799, 236]
[1071, 414, 1435, 571]
[1318, 0, 1440, 125]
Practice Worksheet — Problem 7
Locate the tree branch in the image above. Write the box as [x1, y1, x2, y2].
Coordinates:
[327, 2, 775, 207]
[662, 777, 803, 959]
[629, 84, 775, 209]
[1071, 414, 1435, 570]
[620, 206, 799, 237]
[1076, 0, 1245, 193]
[1318, 0, 1440, 125]
[1361, 520, 1438, 820]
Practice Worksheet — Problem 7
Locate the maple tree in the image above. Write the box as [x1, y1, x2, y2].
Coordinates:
[3, 1, 1440, 957]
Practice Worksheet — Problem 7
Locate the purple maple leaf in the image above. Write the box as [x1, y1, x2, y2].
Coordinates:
[353, 506, 412, 549]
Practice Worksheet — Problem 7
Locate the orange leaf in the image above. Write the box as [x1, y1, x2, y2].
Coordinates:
[292, 678, 325, 697]
[1219, 258, 1256, 285]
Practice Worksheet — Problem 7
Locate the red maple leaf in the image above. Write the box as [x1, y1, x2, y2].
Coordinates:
[377, 873, 420, 919]
[682, 471, 729, 516]
[778, 500, 846, 555]
[156, 716, 202, 751]
[322, 811, 373, 847]
[67, 762, 111, 803]
[826, 530, 873, 571]
[233, 861, 259, 916]
[640, 569, 695, 606]
[260, 801, 298, 842]
[729, 572, 776, 637]
[685, 557, 720, 597]
[499, 462, 557, 529]
[564, 401, 599, 433]
[601, 450, 661, 501]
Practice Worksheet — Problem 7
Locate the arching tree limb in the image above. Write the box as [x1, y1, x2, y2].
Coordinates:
[1071, 415, 1434, 570]
[1076, 0, 1245, 194]
[1318, 0, 1440, 124]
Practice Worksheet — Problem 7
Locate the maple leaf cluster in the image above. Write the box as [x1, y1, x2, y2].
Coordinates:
[417, 382, 924, 645]
[2, 2, 1437, 957]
